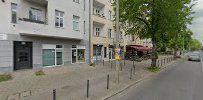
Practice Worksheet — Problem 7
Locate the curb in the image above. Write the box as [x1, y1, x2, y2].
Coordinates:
[101, 78, 144, 100]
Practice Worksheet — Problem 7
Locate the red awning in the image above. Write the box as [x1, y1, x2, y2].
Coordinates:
[128, 45, 152, 52]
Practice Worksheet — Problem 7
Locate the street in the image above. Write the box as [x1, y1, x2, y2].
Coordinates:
[108, 58, 203, 100]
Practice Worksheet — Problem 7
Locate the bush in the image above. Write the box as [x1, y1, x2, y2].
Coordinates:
[0, 74, 12, 82]
[146, 66, 160, 73]
[35, 70, 45, 76]
[89, 63, 96, 67]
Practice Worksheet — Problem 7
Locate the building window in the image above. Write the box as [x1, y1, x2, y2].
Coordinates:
[73, 15, 80, 31]
[108, 29, 112, 38]
[95, 28, 100, 36]
[73, 0, 79, 3]
[11, 3, 17, 23]
[55, 10, 64, 28]
[108, 11, 112, 20]
[29, 8, 42, 21]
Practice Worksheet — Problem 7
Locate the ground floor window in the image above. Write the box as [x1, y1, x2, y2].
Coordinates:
[42, 44, 63, 67]
[93, 45, 103, 61]
[72, 45, 86, 63]
[77, 49, 85, 62]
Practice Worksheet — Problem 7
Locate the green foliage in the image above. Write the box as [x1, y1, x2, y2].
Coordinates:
[35, 70, 45, 76]
[118, 0, 195, 61]
[0, 74, 12, 82]
[146, 66, 160, 73]
[189, 39, 202, 51]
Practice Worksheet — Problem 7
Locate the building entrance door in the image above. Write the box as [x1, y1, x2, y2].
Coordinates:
[72, 49, 77, 63]
[14, 41, 33, 70]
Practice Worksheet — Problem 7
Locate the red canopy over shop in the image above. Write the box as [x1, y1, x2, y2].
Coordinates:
[128, 45, 152, 52]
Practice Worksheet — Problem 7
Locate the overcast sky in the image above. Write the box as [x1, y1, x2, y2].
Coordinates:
[190, 0, 203, 42]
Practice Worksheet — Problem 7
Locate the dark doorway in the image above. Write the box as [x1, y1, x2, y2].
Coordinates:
[14, 41, 33, 70]
[72, 49, 76, 63]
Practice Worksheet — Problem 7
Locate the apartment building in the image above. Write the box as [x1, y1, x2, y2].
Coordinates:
[0, 0, 90, 73]
[90, 0, 124, 62]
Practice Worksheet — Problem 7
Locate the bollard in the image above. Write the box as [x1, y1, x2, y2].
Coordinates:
[53, 89, 56, 100]
[157, 60, 159, 67]
[133, 60, 135, 68]
[120, 62, 123, 71]
[87, 80, 89, 98]
[124, 59, 126, 66]
[161, 59, 162, 67]
[111, 61, 113, 69]
[107, 74, 109, 89]
[130, 68, 133, 80]
[103, 60, 104, 66]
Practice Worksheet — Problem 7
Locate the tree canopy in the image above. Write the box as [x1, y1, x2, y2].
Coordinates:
[119, 0, 195, 67]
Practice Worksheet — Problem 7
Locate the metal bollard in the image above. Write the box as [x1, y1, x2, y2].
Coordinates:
[157, 60, 159, 67]
[87, 80, 89, 98]
[130, 68, 132, 80]
[111, 61, 113, 69]
[124, 59, 126, 66]
[107, 74, 110, 89]
[103, 60, 104, 66]
[120, 62, 123, 71]
[53, 89, 56, 100]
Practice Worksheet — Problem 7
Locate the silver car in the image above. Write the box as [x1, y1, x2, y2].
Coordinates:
[188, 52, 201, 62]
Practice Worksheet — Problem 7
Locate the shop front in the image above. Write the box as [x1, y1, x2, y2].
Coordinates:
[42, 44, 63, 67]
[71, 45, 86, 64]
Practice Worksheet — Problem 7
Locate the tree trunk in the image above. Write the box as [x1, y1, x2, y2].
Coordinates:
[151, 38, 158, 67]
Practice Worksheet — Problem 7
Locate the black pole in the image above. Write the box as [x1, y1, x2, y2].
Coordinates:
[87, 80, 89, 98]
[157, 60, 159, 67]
[130, 68, 132, 80]
[120, 62, 123, 71]
[103, 60, 104, 66]
[53, 89, 56, 100]
[111, 60, 113, 69]
[107, 74, 109, 89]
[124, 52, 126, 66]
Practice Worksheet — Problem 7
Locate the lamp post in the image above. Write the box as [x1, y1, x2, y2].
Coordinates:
[115, 0, 120, 84]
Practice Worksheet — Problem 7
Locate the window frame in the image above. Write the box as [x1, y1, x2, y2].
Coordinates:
[29, 8, 42, 21]
[95, 27, 100, 37]
[11, 3, 17, 23]
[73, 15, 80, 31]
[55, 10, 64, 28]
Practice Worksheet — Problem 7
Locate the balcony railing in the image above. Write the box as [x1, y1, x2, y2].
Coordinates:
[19, 18, 46, 24]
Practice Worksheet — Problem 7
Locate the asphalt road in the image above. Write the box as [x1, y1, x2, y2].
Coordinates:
[108, 58, 203, 100]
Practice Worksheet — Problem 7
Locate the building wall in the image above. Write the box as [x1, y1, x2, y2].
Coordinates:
[0, 0, 90, 72]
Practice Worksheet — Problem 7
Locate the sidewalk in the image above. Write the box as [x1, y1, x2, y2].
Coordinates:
[0, 55, 174, 100]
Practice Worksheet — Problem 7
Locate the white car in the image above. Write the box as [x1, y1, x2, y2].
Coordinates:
[188, 52, 201, 62]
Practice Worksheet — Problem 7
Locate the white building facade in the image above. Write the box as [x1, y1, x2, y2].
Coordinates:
[0, 0, 90, 72]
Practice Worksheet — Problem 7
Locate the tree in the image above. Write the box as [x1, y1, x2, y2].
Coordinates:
[119, 0, 195, 67]
[189, 39, 202, 51]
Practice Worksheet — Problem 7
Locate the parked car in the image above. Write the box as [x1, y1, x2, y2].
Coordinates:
[188, 52, 201, 62]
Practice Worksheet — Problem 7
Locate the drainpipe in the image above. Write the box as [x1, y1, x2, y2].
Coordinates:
[88, 0, 92, 64]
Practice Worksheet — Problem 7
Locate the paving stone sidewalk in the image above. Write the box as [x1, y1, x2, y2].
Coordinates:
[0, 55, 174, 100]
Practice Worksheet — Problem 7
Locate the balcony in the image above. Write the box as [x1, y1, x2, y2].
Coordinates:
[18, 18, 48, 37]
[24, 0, 48, 5]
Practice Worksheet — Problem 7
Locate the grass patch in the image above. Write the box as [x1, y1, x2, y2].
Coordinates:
[0, 74, 12, 82]
[35, 70, 45, 76]
[146, 66, 160, 73]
